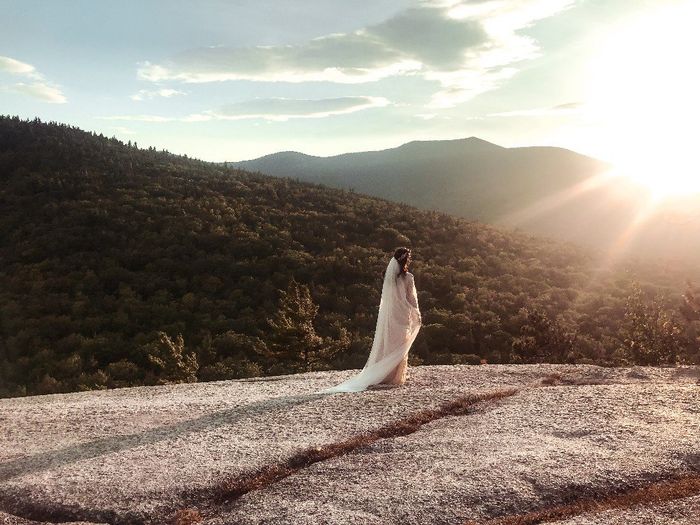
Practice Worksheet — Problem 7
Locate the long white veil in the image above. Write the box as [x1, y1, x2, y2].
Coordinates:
[316, 257, 421, 394]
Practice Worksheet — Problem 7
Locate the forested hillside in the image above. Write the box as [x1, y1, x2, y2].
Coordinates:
[1, 116, 698, 398]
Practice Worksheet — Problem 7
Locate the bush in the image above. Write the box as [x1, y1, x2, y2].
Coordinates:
[144, 332, 199, 384]
[451, 353, 482, 365]
[106, 359, 141, 387]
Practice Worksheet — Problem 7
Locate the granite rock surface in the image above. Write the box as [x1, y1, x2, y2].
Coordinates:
[0, 364, 698, 524]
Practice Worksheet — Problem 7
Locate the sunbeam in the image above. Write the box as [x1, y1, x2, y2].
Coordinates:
[585, 0, 700, 199]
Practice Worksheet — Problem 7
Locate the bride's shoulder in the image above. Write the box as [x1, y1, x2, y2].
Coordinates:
[403, 271, 414, 280]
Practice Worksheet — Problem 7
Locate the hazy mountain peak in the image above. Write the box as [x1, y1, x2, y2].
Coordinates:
[244, 150, 319, 162]
[395, 136, 504, 152]
[238, 136, 504, 164]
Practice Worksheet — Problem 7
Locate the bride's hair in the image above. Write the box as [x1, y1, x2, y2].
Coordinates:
[393, 247, 411, 275]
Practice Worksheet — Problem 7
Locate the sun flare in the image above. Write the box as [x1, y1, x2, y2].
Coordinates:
[585, 1, 700, 199]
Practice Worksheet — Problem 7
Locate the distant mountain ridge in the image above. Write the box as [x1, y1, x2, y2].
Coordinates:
[233, 138, 700, 262]
[233, 137, 604, 222]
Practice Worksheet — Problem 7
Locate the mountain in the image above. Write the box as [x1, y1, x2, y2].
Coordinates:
[1, 365, 699, 524]
[233, 138, 700, 261]
[1, 116, 698, 398]
[234, 137, 601, 223]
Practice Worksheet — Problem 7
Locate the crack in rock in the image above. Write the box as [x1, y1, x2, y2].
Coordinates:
[467, 471, 700, 525]
[178, 388, 519, 522]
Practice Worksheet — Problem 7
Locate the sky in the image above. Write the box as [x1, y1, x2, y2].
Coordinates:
[1, 0, 698, 170]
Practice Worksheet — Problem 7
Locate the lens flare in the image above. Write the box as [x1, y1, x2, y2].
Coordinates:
[585, 1, 700, 199]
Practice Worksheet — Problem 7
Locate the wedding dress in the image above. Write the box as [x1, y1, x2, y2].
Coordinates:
[316, 257, 421, 394]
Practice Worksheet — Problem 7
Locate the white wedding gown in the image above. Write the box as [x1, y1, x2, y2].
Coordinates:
[316, 257, 421, 394]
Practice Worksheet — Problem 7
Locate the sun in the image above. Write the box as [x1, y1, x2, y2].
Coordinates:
[584, 0, 700, 199]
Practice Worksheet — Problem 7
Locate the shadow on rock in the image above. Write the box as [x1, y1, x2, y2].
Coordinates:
[0, 392, 323, 482]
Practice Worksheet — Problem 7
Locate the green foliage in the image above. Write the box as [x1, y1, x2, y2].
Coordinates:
[622, 283, 685, 366]
[512, 307, 577, 364]
[0, 116, 698, 398]
[447, 353, 482, 365]
[144, 332, 199, 384]
[105, 359, 141, 388]
[681, 282, 700, 322]
[199, 357, 262, 381]
[267, 279, 343, 373]
[680, 282, 700, 364]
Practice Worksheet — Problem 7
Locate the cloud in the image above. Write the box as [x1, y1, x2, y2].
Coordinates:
[137, 6, 484, 85]
[0, 56, 39, 77]
[8, 82, 67, 103]
[366, 7, 488, 70]
[489, 101, 584, 117]
[0, 55, 67, 103]
[131, 88, 186, 101]
[210, 96, 390, 120]
[101, 96, 390, 123]
[137, 0, 575, 108]
[553, 102, 583, 110]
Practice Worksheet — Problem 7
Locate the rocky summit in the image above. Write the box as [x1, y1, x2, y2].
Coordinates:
[1, 364, 699, 525]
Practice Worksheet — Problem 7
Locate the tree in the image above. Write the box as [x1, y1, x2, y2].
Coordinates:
[105, 359, 141, 387]
[197, 330, 268, 380]
[622, 283, 683, 366]
[680, 281, 700, 322]
[679, 281, 700, 364]
[267, 279, 330, 373]
[512, 307, 576, 364]
[144, 332, 199, 384]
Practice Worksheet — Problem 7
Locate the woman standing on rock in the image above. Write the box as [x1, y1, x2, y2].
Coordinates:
[317, 247, 422, 394]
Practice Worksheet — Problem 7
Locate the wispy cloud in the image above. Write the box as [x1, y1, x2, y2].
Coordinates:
[489, 101, 584, 117]
[0, 56, 40, 77]
[210, 96, 390, 121]
[101, 96, 390, 123]
[131, 88, 186, 101]
[137, 0, 574, 108]
[8, 82, 67, 103]
[0, 55, 67, 103]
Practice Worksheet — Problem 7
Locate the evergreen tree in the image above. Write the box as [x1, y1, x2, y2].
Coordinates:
[267, 279, 329, 373]
[144, 332, 199, 384]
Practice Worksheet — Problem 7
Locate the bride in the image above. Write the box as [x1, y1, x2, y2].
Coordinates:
[317, 247, 422, 394]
